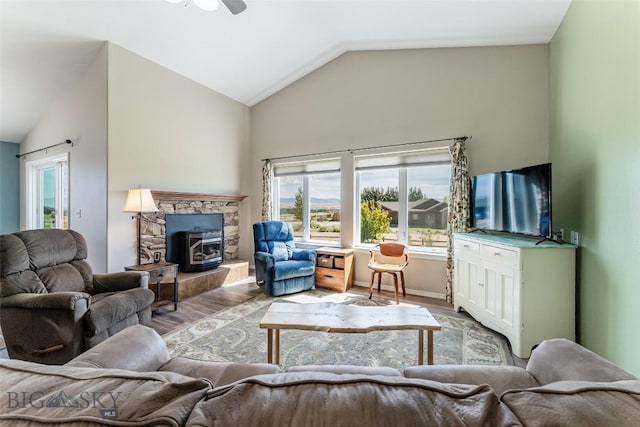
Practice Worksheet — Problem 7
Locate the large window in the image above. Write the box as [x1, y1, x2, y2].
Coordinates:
[273, 159, 341, 243]
[356, 149, 450, 251]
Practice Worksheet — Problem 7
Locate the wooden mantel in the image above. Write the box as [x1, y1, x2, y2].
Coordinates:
[152, 190, 247, 203]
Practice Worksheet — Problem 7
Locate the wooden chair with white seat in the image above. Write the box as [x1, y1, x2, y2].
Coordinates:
[367, 243, 409, 304]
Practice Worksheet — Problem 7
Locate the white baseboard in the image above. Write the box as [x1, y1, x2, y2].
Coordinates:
[352, 280, 446, 300]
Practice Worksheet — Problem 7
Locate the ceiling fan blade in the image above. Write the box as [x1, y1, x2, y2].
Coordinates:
[221, 0, 247, 14]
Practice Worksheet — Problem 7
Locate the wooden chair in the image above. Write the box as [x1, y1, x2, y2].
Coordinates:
[367, 243, 409, 304]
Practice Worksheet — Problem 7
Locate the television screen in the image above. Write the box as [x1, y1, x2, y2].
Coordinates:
[471, 163, 551, 238]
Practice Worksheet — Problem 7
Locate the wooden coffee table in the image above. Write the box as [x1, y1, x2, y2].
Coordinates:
[259, 302, 441, 365]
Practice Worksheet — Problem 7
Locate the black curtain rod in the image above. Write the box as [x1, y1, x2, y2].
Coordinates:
[16, 139, 73, 159]
[262, 135, 470, 162]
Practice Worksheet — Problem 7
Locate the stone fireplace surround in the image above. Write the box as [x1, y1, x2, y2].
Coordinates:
[139, 191, 246, 265]
[138, 191, 249, 301]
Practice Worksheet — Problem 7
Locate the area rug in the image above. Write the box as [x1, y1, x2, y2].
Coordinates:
[163, 289, 511, 369]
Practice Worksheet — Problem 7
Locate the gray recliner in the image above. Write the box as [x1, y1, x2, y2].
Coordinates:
[0, 229, 154, 364]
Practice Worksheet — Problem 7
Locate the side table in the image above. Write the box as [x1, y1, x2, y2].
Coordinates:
[314, 247, 354, 292]
[125, 262, 179, 311]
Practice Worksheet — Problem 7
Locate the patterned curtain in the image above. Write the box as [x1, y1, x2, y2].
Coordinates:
[261, 159, 273, 221]
[446, 139, 470, 303]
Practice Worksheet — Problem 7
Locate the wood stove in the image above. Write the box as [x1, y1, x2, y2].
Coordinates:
[177, 229, 223, 272]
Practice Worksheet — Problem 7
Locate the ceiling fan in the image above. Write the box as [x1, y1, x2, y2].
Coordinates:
[166, 0, 247, 15]
[221, 0, 247, 14]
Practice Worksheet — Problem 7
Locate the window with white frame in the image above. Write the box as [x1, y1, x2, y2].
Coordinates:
[272, 158, 341, 243]
[26, 153, 69, 230]
[355, 148, 451, 251]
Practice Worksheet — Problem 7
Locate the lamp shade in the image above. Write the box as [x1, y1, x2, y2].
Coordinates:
[122, 188, 159, 213]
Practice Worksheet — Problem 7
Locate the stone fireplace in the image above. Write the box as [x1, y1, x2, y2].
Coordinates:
[139, 191, 246, 266]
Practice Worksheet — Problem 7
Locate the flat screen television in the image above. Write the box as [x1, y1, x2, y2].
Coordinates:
[471, 162, 551, 238]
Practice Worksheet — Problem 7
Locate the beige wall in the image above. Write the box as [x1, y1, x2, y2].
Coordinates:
[107, 43, 251, 272]
[250, 45, 549, 297]
[20, 44, 108, 271]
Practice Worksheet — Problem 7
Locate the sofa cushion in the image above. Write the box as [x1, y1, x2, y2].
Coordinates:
[0, 359, 211, 426]
[67, 229, 89, 260]
[15, 229, 79, 270]
[269, 241, 292, 261]
[403, 365, 539, 395]
[1, 270, 47, 297]
[186, 372, 521, 426]
[0, 234, 30, 276]
[501, 380, 640, 427]
[273, 259, 315, 281]
[253, 221, 296, 261]
[160, 358, 283, 387]
[526, 338, 637, 385]
[68, 325, 171, 372]
[287, 364, 403, 377]
[71, 259, 95, 293]
[84, 289, 155, 335]
[38, 263, 87, 293]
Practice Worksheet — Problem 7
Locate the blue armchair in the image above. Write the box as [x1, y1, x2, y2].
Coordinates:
[253, 221, 316, 296]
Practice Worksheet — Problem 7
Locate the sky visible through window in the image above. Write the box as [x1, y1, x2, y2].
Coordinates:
[43, 168, 56, 209]
[278, 165, 450, 205]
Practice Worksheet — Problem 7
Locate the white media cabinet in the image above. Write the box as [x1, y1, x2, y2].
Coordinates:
[453, 232, 576, 358]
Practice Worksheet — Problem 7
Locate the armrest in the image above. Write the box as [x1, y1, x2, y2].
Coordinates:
[291, 248, 316, 262]
[526, 339, 637, 385]
[1, 292, 90, 364]
[254, 251, 275, 267]
[0, 291, 90, 311]
[67, 325, 170, 371]
[93, 271, 149, 294]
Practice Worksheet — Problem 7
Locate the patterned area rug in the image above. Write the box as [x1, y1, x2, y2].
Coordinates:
[163, 289, 512, 369]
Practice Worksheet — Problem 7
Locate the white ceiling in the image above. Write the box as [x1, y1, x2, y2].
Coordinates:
[0, 0, 572, 143]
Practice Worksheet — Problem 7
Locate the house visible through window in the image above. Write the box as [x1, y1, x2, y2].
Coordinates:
[273, 158, 341, 244]
[26, 153, 69, 230]
[356, 148, 451, 251]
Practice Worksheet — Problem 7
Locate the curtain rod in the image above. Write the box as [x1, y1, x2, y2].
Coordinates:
[262, 135, 470, 162]
[16, 139, 73, 159]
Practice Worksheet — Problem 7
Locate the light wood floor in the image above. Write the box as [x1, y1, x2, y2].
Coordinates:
[148, 277, 526, 367]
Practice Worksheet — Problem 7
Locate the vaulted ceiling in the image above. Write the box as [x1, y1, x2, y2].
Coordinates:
[0, 0, 572, 143]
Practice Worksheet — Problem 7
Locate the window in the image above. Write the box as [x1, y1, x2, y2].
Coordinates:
[26, 153, 69, 230]
[355, 149, 450, 251]
[273, 159, 341, 244]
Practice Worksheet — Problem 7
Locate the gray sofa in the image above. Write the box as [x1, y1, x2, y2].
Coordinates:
[1, 325, 639, 426]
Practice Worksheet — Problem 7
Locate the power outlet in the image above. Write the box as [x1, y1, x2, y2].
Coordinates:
[570, 231, 580, 245]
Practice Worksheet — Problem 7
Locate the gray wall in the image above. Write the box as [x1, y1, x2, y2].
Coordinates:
[18, 42, 251, 273]
[106, 43, 251, 272]
[250, 45, 550, 297]
[0, 141, 20, 233]
[20, 44, 108, 271]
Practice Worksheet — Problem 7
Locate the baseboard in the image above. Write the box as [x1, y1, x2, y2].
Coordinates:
[352, 280, 445, 300]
